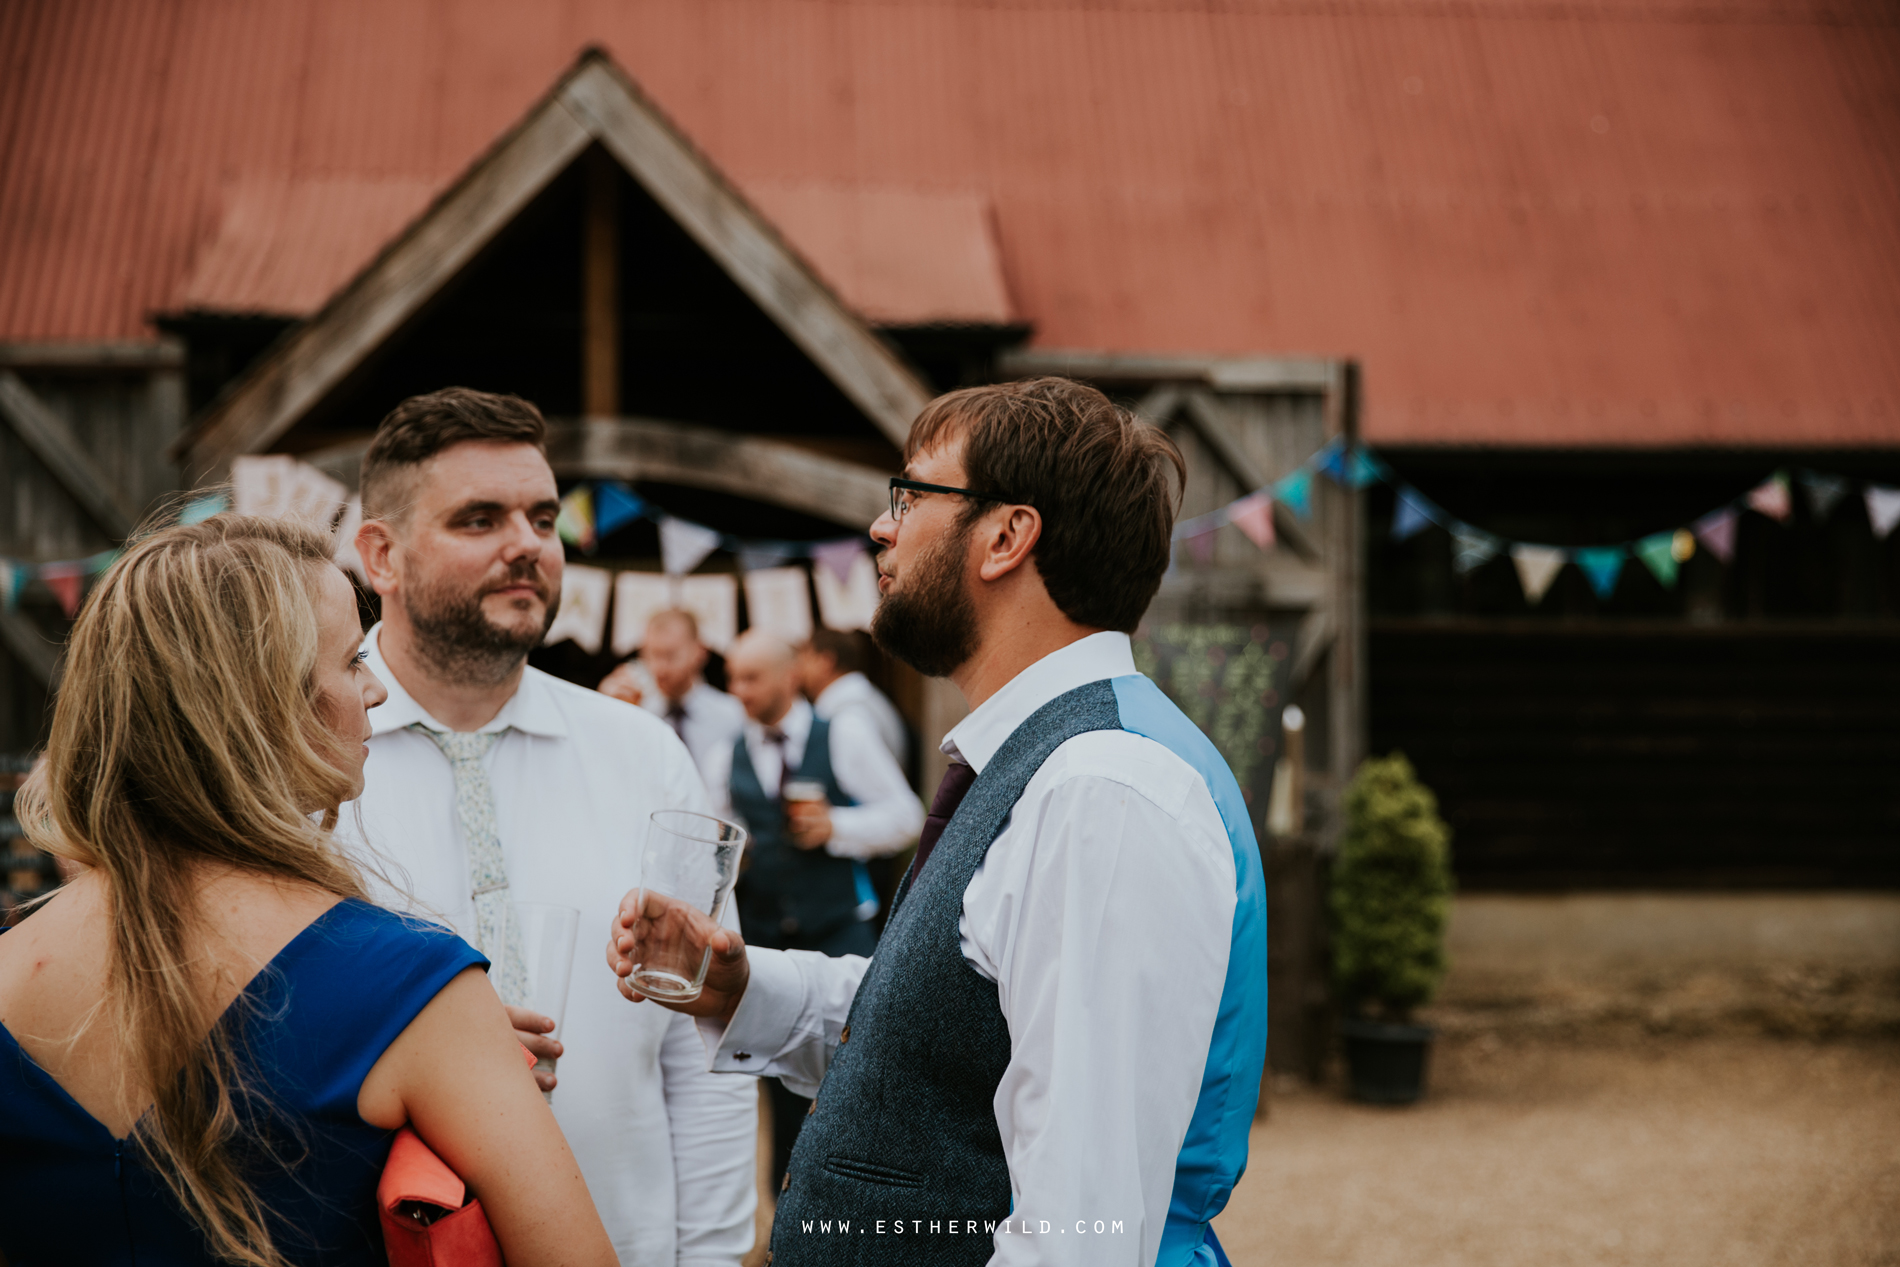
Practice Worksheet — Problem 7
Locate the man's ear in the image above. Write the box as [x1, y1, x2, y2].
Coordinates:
[976, 506, 1042, 583]
[355, 519, 400, 598]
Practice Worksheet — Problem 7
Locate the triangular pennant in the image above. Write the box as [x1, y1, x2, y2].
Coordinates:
[1391, 488, 1439, 542]
[1671, 529, 1696, 563]
[557, 486, 596, 552]
[1187, 528, 1218, 566]
[1693, 508, 1739, 562]
[1745, 471, 1792, 523]
[1451, 524, 1502, 574]
[1312, 438, 1349, 483]
[1633, 533, 1679, 588]
[1274, 469, 1313, 519]
[1797, 471, 1848, 521]
[40, 561, 85, 618]
[593, 482, 646, 538]
[1573, 546, 1626, 599]
[1227, 492, 1275, 551]
[179, 492, 230, 525]
[0, 560, 25, 611]
[610, 571, 675, 657]
[658, 517, 722, 576]
[1345, 447, 1388, 490]
[812, 549, 881, 633]
[738, 544, 794, 573]
[1866, 486, 1900, 539]
[742, 566, 814, 643]
[1510, 545, 1567, 604]
[810, 538, 865, 585]
[542, 564, 612, 654]
[677, 574, 739, 652]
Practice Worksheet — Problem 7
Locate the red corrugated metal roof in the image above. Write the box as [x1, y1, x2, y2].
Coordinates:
[1, 0, 1896, 446]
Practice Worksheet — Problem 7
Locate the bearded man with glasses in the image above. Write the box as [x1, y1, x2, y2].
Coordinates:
[612, 377, 1269, 1267]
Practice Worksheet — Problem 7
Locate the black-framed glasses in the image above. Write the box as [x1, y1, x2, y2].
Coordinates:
[888, 478, 1025, 522]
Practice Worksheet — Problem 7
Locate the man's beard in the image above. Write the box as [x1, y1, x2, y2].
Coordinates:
[870, 522, 979, 678]
[408, 559, 556, 687]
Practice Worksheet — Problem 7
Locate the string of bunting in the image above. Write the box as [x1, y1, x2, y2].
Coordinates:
[1174, 438, 1900, 605]
[0, 548, 122, 617]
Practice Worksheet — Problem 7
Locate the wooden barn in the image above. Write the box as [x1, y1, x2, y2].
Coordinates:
[3, 0, 1897, 1046]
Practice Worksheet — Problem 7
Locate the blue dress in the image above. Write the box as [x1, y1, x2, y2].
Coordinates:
[0, 898, 488, 1266]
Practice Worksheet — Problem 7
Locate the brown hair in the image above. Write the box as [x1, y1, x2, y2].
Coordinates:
[806, 626, 868, 675]
[905, 377, 1184, 633]
[359, 387, 548, 521]
[17, 514, 369, 1267]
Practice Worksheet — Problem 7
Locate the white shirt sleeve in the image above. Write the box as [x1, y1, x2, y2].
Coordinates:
[823, 707, 925, 860]
[696, 946, 871, 1098]
[659, 1003, 759, 1266]
[971, 767, 1236, 1267]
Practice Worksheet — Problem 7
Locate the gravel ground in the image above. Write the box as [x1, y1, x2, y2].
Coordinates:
[1212, 1035, 1900, 1267]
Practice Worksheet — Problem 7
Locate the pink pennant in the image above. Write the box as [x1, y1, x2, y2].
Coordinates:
[1745, 474, 1791, 523]
[1693, 508, 1738, 563]
[1227, 493, 1275, 551]
[1187, 530, 1217, 566]
[41, 561, 84, 617]
[810, 539, 864, 585]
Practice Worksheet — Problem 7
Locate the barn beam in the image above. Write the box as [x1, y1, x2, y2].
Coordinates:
[582, 148, 621, 418]
[546, 417, 891, 530]
[0, 370, 137, 540]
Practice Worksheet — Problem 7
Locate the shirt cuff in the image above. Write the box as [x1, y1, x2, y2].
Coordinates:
[703, 945, 804, 1074]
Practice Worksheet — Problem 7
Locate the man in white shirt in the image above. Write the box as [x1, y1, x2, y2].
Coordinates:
[706, 629, 924, 1192]
[345, 388, 756, 1266]
[609, 379, 1270, 1267]
[796, 627, 909, 766]
[601, 610, 746, 788]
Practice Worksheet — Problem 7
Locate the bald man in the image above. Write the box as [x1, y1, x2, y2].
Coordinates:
[704, 630, 924, 1190]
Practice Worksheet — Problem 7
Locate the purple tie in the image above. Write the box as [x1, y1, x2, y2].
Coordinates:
[665, 700, 687, 739]
[912, 761, 977, 879]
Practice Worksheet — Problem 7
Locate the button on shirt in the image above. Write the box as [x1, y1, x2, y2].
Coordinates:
[340, 627, 757, 1267]
[699, 633, 1238, 1267]
[641, 678, 747, 789]
[811, 671, 909, 765]
[701, 697, 924, 860]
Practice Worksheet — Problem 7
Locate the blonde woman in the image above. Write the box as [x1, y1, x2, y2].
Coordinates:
[0, 516, 615, 1267]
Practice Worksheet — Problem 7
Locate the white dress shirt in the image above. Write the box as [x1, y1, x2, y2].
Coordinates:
[811, 670, 909, 766]
[342, 627, 756, 1267]
[700, 697, 924, 860]
[699, 633, 1237, 1267]
[640, 678, 747, 790]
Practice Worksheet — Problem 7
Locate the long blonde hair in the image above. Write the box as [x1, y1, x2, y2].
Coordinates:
[17, 513, 370, 1267]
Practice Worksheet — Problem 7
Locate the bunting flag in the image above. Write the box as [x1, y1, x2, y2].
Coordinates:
[1274, 469, 1313, 519]
[40, 561, 86, 618]
[1510, 545, 1567, 604]
[1693, 507, 1739, 562]
[1671, 529, 1696, 562]
[1634, 532, 1680, 588]
[1451, 525, 1502, 574]
[659, 518, 722, 576]
[1574, 546, 1626, 599]
[593, 482, 645, 538]
[738, 545, 794, 573]
[1227, 492, 1275, 550]
[1187, 529, 1218, 566]
[557, 486, 596, 552]
[1866, 486, 1900, 540]
[813, 548, 881, 632]
[332, 497, 365, 582]
[676, 574, 738, 652]
[743, 567, 814, 643]
[1798, 471, 1848, 521]
[1391, 488, 1439, 542]
[544, 564, 612, 654]
[179, 492, 230, 525]
[1312, 438, 1349, 484]
[1746, 471, 1792, 523]
[1346, 447, 1388, 490]
[610, 571, 675, 657]
[0, 560, 26, 611]
[231, 455, 347, 531]
[810, 538, 865, 585]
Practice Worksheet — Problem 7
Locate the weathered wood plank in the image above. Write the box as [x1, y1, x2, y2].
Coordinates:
[178, 96, 595, 477]
[0, 340, 184, 370]
[0, 371, 137, 539]
[582, 148, 621, 418]
[1179, 388, 1320, 560]
[559, 60, 931, 447]
[546, 417, 891, 528]
[0, 609, 59, 686]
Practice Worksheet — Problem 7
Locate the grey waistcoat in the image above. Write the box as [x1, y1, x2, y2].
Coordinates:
[769, 680, 1123, 1267]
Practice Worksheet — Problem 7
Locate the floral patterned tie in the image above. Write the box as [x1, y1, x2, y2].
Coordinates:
[413, 725, 531, 1007]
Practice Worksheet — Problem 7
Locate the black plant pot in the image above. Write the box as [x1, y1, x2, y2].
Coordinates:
[1339, 1018, 1434, 1105]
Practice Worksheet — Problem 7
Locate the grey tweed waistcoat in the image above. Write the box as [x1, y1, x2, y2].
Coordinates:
[768, 679, 1123, 1267]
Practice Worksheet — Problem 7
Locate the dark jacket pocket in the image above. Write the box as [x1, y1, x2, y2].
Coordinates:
[822, 1156, 927, 1189]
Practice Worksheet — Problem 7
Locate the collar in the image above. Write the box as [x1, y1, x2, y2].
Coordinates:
[940, 631, 1136, 774]
[745, 695, 812, 747]
[362, 623, 568, 740]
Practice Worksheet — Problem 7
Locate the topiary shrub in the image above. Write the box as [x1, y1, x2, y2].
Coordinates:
[1330, 752, 1454, 1021]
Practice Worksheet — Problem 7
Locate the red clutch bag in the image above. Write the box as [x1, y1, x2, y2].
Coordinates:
[376, 1044, 537, 1267]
